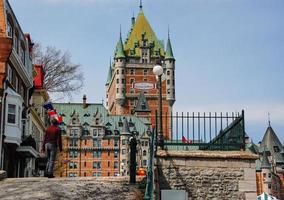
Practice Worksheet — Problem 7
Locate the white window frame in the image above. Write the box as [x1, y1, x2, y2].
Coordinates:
[7, 104, 16, 124]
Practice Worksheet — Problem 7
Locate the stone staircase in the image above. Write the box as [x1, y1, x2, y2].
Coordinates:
[0, 177, 144, 200]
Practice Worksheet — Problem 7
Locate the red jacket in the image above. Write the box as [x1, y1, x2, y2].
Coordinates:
[42, 125, 62, 151]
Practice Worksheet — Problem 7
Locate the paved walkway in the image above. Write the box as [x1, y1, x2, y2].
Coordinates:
[0, 177, 144, 200]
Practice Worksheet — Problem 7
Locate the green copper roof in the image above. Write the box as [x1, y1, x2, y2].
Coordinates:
[53, 103, 149, 137]
[261, 150, 272, 169]
[114, 34, 126, 59]
[260, 125, 284, 164]
[106, 63, 112, 86]
[124, 10, 165, 57]
[165, 37, 174, 60]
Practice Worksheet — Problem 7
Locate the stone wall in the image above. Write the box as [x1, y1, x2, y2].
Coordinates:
[156, 150, 258, 200]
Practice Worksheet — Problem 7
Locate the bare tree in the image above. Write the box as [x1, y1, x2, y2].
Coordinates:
[33, 43, 84, 97]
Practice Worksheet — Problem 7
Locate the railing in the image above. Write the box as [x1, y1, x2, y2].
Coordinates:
[158, 110, 245, 151]
[143, 128, 155, 200]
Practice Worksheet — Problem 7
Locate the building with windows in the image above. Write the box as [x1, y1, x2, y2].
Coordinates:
[254, 124, 284, 199]
[105, 2, 176, 139]
[0, 0, 36, 177]
[53, 96, 150, 177]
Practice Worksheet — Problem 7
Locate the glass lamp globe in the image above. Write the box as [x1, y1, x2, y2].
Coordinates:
[153, 65, 163, 76]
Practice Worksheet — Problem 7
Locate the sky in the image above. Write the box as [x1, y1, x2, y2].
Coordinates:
[9, 0, 284, 143]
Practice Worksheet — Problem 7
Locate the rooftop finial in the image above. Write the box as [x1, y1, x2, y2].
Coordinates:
[139, 0, 143, 10]
[119, 24, 122, 38]
[268, 112, 271, 127]
[168, 25, 170, 39]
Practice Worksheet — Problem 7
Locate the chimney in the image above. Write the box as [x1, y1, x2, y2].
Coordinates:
[83, 94, 87, 108]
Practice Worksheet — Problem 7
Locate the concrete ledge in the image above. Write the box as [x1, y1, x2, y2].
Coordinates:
[156, 150, 259, 160]
[0, 170, 7, 181]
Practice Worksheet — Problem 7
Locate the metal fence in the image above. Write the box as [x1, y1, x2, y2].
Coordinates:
[158, 110, 245, 151]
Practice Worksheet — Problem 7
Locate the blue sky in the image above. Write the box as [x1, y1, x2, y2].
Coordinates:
[9, 0, 284, 143]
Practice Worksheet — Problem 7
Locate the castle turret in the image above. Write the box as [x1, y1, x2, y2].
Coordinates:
[261, 149, 272, 194]
[165, 31, 175, 106]
[105, 60, 112, 109]
[114, 31, 126, 114]
[119, 117, 131, 176]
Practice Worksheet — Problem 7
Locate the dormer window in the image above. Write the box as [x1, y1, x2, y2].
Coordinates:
[72, 117, 76, 124]
[274, 146, 280, 153]
[95, 118, 99, 125]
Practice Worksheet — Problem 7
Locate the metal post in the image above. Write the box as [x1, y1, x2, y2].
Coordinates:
[129, 136, 137, 184]
[157, 75, 164, 149]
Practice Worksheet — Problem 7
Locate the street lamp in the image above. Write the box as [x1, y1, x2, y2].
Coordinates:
[153, 65, 164, 149]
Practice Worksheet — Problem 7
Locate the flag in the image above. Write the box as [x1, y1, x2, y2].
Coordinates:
[42, 101, 54, 110]
[47, 110, 57, 117]
[182, 136, 188, 143]
[188, 139, 193, 144]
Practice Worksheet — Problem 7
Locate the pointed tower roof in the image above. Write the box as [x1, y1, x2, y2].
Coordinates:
[260, 125, 284, 164]
[165, 29, 175, 60]
[106, 59, 113, 86]
[114, 29, 126, 59]
[122, 117, 130, 134]
[134, 92, 150, 112]
[124, 7, 165, 57]
[261, 149, 271, 169]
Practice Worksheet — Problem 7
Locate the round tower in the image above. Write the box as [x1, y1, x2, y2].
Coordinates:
[165, 33, 175, 107]
[114, 31, 126, 114]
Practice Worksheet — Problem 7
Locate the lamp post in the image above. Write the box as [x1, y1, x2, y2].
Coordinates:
[153, 65, 164, 150]
[129, 129, 138, 184]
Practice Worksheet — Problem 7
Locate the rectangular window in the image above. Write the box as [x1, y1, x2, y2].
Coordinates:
[13, 34, 18, 52]
[93, 129, 98, 136]
[114, 151, 118, 158]
[167, 80, 170, 85]
[130, 88, 135, 94]
[20, 46, 25, 65]
[122, 149, 126, 155]
[108, 161, 110, 167]
[116, 79, 119, 84]
[122, 139, 126, 145]
[7, 21, 13, 37]
[114, 161, 118, 169]
[70, 139, 78, 147]
[116, 88, 119, 93]
[70, 129, 78, 136]
[117, 69, 119, 74]
[143, 160, 147, 166]
[167, 70, 170, 75]
[7, 64, 12, 82]
[130, 69, 135, 75]
[69, 162, 77, 169]
[93, 151, 102, 158]
[130, 78, 135, 84]
[7, 104, 16, 124]
[114, 139, 119, 147]
[70, 150, 78, 158]
[143, 69, 148, 75]
[121, 78, 125, 84]
[95, 162, 101, 169]
[122, 69, 124, 74]
[93, 139, 102, 147]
